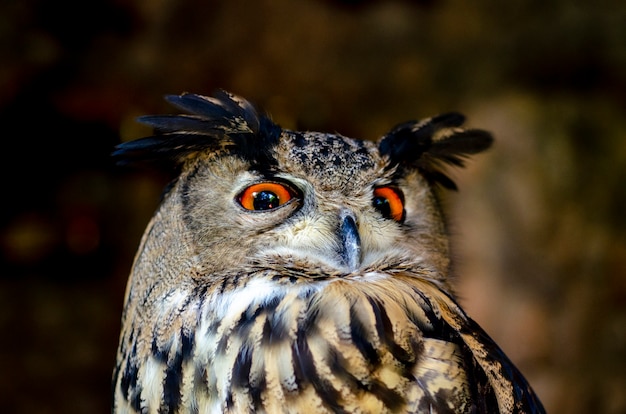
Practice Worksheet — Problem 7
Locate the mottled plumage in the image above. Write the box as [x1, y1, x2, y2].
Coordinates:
[112, 90, 545, 413]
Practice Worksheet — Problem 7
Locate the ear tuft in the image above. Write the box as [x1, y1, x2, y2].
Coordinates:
[113, 90, 281, 167]
[378, 113, 493, 189]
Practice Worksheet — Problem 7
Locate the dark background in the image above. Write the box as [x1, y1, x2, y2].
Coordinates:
[1, 0, 625, 412]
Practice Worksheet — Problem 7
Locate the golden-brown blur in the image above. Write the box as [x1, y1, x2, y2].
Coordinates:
[1, 1, 624, 413]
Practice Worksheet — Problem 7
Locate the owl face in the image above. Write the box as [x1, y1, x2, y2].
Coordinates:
[114, 91, 492, 286]
[172, 129, 447, 280]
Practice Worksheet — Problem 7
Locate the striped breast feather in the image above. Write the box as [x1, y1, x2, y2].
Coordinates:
[182, 273, 545, 413]
[121, 273, 545, 413]
[395, 274, 547, 414]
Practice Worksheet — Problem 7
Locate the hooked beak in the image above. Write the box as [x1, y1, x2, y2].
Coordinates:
[338, 211, 362, 271]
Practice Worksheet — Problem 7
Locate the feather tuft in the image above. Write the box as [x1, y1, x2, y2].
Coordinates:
[113, 90, 281, 167]
[378, 113, 493, 189]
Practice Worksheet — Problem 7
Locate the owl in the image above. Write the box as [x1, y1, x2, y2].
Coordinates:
[112, 90, 545, 413]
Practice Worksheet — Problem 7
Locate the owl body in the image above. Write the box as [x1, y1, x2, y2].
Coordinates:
[112, 91, 545, 413]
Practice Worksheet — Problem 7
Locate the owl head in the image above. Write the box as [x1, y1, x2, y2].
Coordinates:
[114, 90, 492, 291]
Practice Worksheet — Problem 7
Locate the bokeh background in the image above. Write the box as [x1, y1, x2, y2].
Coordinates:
[1, 0, 625, 412]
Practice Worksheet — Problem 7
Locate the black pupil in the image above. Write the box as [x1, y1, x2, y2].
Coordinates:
[253, 191, 280, 210]
[373, 196, 391, 218]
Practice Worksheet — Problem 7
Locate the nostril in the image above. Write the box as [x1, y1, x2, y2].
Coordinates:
[339, 212, 361, 271]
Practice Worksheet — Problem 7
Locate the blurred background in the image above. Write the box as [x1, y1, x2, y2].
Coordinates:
[1, 0, 625, 412]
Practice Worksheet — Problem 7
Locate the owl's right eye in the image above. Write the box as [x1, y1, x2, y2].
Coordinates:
[237, 182, 297, 211]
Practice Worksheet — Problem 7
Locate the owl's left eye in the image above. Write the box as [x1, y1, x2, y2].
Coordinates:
[373, 186, 405, 222]
[238, 182, 297, 211]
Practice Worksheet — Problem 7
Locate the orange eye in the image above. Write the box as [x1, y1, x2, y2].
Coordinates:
[373, 187, 405, 222]
[238, 182, 296, 211]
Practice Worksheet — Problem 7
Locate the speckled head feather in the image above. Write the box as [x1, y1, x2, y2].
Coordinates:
[112, 90, 544, 414]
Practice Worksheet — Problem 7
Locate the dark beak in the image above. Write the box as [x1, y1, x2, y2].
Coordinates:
[338, 211, 361, 271]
